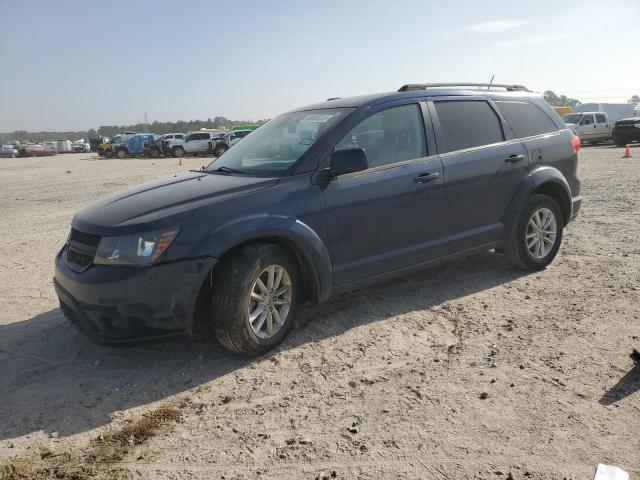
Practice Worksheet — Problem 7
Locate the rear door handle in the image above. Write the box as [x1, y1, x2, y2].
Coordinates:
[414, 172, 440, 183]
[505, 154, 525, 164]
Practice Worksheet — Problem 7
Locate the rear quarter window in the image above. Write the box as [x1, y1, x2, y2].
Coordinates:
[495, 101, 559, 138]
[434, 100, 504, 153]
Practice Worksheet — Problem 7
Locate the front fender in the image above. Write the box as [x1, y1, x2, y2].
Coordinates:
[193, 214, 333, 302]
[503, 166, 572, 235]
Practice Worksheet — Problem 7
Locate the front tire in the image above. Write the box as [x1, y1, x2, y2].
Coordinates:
[172, 146, 184, 157]
[115, 149, 126, 159]
[214, 144, 228, 157]
[211, 243, 299, 356]
[506, 194, 564, 271]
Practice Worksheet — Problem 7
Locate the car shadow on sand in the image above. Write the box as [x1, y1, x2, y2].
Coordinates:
[598, 363, 640, 406]
[0, 251, 525, 442]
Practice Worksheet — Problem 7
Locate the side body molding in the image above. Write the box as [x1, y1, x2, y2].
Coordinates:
[193, 214, 333, 302]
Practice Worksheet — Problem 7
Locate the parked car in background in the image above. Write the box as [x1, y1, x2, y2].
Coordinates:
[98, 134, 157, 158]
[183, 131, 218, 156]
[562, 112, 613, 143]
[54, 82, 581, 356]
[0, 144, 19, 158]
[161, 133, 186, 156]
[213, 129, 253, 156]
[72, 140, 91, 153]
[573, 103, 634, 123]
[19, 144, 57, 157]
[612, 117, 640, 146]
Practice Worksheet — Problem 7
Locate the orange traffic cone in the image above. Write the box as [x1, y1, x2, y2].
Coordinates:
[623, 145, 631, 158]
[178, 156, 183, 165]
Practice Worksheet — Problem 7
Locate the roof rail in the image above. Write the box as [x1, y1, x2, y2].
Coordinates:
[398, 83, 531, 92]
[326, 97, 342, 101]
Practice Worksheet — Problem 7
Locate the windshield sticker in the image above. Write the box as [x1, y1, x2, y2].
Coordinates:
[301, 113, 335, 123]
[299, 138, 313, 145]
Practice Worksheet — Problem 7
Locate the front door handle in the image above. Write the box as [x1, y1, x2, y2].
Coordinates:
[414, 172, 440, 183]
[505, 154, 525, 164]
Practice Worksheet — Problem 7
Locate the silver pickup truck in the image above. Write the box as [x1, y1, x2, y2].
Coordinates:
[562, 112, 612, 144]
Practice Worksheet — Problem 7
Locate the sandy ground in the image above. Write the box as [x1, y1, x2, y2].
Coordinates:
[0, 147, 639, 480]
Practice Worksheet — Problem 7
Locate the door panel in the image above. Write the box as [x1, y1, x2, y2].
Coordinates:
[438, 142, 528, 249]
[324, 158, 444, 285]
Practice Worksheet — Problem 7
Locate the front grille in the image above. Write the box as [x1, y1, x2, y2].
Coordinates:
[70, 228, 101, 247]
[66, 228, 102, 270]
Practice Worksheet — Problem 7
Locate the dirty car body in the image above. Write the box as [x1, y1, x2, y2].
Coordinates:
[54, 84, 582, 350]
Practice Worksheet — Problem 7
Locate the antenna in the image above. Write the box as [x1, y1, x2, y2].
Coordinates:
[487, 75, 495, 90]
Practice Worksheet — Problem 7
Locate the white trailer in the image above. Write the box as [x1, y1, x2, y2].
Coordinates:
[56, 140, 73, 153]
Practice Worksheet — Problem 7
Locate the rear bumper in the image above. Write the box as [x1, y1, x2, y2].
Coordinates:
[54, 247, 216, 345]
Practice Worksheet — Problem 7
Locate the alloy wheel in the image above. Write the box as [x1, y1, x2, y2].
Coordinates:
[526, 207, 557, 259]
[247, 265, 292, 339]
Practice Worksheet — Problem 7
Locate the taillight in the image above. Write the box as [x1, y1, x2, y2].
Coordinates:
[571, 135, 581, 155]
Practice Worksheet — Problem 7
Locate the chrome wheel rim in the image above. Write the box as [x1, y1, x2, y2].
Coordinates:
[247, 265, 292, 339]
[526, 208, 557, 259]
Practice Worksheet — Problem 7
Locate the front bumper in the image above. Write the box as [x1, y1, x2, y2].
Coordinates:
[54, 247, 216, 345]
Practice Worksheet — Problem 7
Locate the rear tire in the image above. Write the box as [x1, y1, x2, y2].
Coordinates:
[506, 194, 564, 271]
[104, 150, 113, 159]
[210, 243, 299, 356]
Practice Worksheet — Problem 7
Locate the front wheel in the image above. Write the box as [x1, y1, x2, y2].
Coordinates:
[172, 146, 184, 157]
[211, 243, 299, 356]
[214, 144, 228, 157]
[506, 194, 564, 271]
[115, 149, 126, 159]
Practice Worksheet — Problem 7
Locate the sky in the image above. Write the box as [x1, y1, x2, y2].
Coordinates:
[0, 0, 639, 132]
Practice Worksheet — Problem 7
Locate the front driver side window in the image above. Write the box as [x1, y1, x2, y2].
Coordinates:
[581, 115, 594, 126]
[335, 104, 426, 169]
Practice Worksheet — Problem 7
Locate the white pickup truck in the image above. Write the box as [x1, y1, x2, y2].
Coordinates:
[562, 112, 613, 143]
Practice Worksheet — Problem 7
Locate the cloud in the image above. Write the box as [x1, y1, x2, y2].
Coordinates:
[462, 20, 526, 34]
[492, 33, 570, 47]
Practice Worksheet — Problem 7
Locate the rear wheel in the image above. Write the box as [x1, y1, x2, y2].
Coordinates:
[149, 147, 160, 158]
[104, 150, 113, 159]
[506, 194, 564, 271]
[210, 243, 299, 356]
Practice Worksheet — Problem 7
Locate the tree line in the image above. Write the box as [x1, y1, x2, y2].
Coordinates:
[0, 116, 267, 144]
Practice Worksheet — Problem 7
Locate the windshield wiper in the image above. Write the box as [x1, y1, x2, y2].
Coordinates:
[208, 166, 249, 175]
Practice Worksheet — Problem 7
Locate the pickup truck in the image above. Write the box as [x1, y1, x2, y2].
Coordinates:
[612, 117, 640, 147]
[562, 112, 612, 144]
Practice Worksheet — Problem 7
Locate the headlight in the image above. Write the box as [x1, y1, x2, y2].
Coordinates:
[93, 228, 179, 266]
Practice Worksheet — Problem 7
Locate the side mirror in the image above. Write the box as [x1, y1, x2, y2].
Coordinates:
[326, 148, 368, 178]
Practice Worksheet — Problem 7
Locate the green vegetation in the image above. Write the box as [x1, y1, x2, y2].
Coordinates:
[0, 116, 267, 144]
[543, 91, 581, 108]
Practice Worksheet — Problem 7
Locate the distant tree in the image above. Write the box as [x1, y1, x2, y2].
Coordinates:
[544, 90, 581, 107]
[628, 95, 640, 104]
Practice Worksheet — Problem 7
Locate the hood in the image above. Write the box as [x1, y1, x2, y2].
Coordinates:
[73, 171, 278, 234]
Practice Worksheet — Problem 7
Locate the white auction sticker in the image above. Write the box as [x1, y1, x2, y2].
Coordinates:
[301, 114, 335, 123]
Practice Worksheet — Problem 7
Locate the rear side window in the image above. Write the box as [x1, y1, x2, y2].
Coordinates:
[434, 101, 503, 153]
[496, 101, 559, 138]
[596, 114, 607, 123]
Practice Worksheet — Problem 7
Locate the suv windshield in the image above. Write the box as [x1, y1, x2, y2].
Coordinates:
[562, 114, 583, 124]
[110, 136, 124, 144]
[205, 108, 351, 176]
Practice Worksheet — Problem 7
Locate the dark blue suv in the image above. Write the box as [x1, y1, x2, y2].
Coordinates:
[54, 83, 582, 355]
